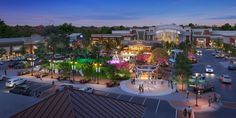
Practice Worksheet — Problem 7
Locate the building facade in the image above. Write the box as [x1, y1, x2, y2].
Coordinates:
[91, 24, 236, 48]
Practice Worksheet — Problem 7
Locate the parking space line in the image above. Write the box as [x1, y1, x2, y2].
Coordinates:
[105, 92, 110, 96]
[116, 94, 122, 99]
[142, 97, 147, 105]
[129, 96, 134, 102]
[155, 100, 160, 113]
[175, 110, 177, 118]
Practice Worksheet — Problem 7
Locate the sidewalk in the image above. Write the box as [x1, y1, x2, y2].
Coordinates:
[168, 91, 222, 113]
[21, 75, 127, 95]
[21, 75, 222, 113]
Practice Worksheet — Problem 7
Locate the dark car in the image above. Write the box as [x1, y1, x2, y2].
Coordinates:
[14, 63, 25, 69]
[79, 79, 90, 84]
[17, 70, 30, 76]
[228, 64, 236, 70]
[9, 85, 31, 96]
[193, 82, 214, 93]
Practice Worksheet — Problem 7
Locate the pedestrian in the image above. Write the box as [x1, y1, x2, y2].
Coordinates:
[52, 81, 55, 85]
[139, 84, 141, 93]
[214, 93, 217, 103]
[187, 106, 192, 118]
[183, 107, 187, 117]
[208, 96, 211, 107]
[4, 69, 7, 75]
[171, 81, 173, 89]
[186, 90, 189, 99]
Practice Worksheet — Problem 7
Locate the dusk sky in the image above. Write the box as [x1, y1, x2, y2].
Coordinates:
[1, 0, 236, 26]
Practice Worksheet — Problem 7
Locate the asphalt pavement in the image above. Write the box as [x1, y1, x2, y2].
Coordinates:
[192, 49, 236, 102]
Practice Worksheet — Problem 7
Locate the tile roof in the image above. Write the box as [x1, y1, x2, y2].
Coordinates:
[11, 87, 145, 118]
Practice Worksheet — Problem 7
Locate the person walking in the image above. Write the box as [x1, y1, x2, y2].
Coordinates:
[208, 96, 212, 107]
[4, 69, 7, 75]
[139, 84, 141, 93]
[187, 106, 192, 118]
[186, 90, 190, 99]
[183, 107, 187, 117]
[214, 93, 217, 103]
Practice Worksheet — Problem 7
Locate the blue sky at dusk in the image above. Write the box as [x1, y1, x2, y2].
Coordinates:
[0, 0, 236, 26]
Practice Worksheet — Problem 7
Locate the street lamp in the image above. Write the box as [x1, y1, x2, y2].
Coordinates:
[28, 58, 35, 76]
[50, 60, 55, 78]
[71, 61, 77, 82]
[195, 73, 199, 107]
[94, 63, 102, 84]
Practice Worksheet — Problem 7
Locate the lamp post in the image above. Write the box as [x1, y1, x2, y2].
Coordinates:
[29, 58, 35, 76]
[195, 73, 199, 107]
[71, 61, 77, 82]
[50, 60, 55, 79]
[94, 63, 102, 84]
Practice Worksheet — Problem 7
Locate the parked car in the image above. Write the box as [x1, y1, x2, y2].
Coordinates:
[79, 79, 90, 84]
[228, 64, 236, 70]
[0, 61, 4, 65]
[215, 53, 225, 58]
[106, 81, 120, 87]
[205, 65, 214, 73]
[220, 75, 232, 84]
[196, 50, 202, 56]
[17, 70, 30, 76]
[5, 77, 27, 88]
[14, 62, 25, 69]
[193, 82, 214, 93]
[0, 75, 7, 81]
[79, 87, 94, 93]
[9, 84, 31, 96]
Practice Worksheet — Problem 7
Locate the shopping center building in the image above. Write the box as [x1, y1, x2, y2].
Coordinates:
[91, 24, 236, 48]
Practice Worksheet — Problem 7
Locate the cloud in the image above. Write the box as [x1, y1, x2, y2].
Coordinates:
[209, 15, 236, 20]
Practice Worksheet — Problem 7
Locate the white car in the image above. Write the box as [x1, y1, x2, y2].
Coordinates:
[205, 65, 214, 73]
[5, 77, 27, 88]
[0, 75, 6, 81]
[197, 50, 202, 56]
[79, 87, 94, 93]
[0, 61, 4, 65]
[220, 75, 232, 84]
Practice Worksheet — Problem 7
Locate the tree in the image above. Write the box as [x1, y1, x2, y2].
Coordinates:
[58, 23, 75, 35]
[174, 53, 191, 91]
[58, 62, 72, 79]
[19, 46, 26, 55]
[221, 23, 232, 30]
[0, 48, 6, 57]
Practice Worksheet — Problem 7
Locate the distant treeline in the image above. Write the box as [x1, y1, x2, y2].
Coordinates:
[0, 19, 236, 38]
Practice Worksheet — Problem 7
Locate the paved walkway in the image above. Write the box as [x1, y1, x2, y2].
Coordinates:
[168, 91, 222, 113]
[19, 75, 223, 113]
[120, 80, 176, 96]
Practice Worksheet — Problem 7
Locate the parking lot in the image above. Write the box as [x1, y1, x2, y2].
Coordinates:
[0, 78, 53, 98]
[93, 90, 176, 118]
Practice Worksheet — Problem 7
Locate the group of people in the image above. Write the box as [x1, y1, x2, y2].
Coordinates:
[138, 84, 144, 93]
[168, 79, 174, 89]
[183, 106, 192, 118]
[208, 93, 221, 106]
[131, 78, 136, 85]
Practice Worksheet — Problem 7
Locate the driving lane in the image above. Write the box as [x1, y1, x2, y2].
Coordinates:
[191, 49, 236, 102]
